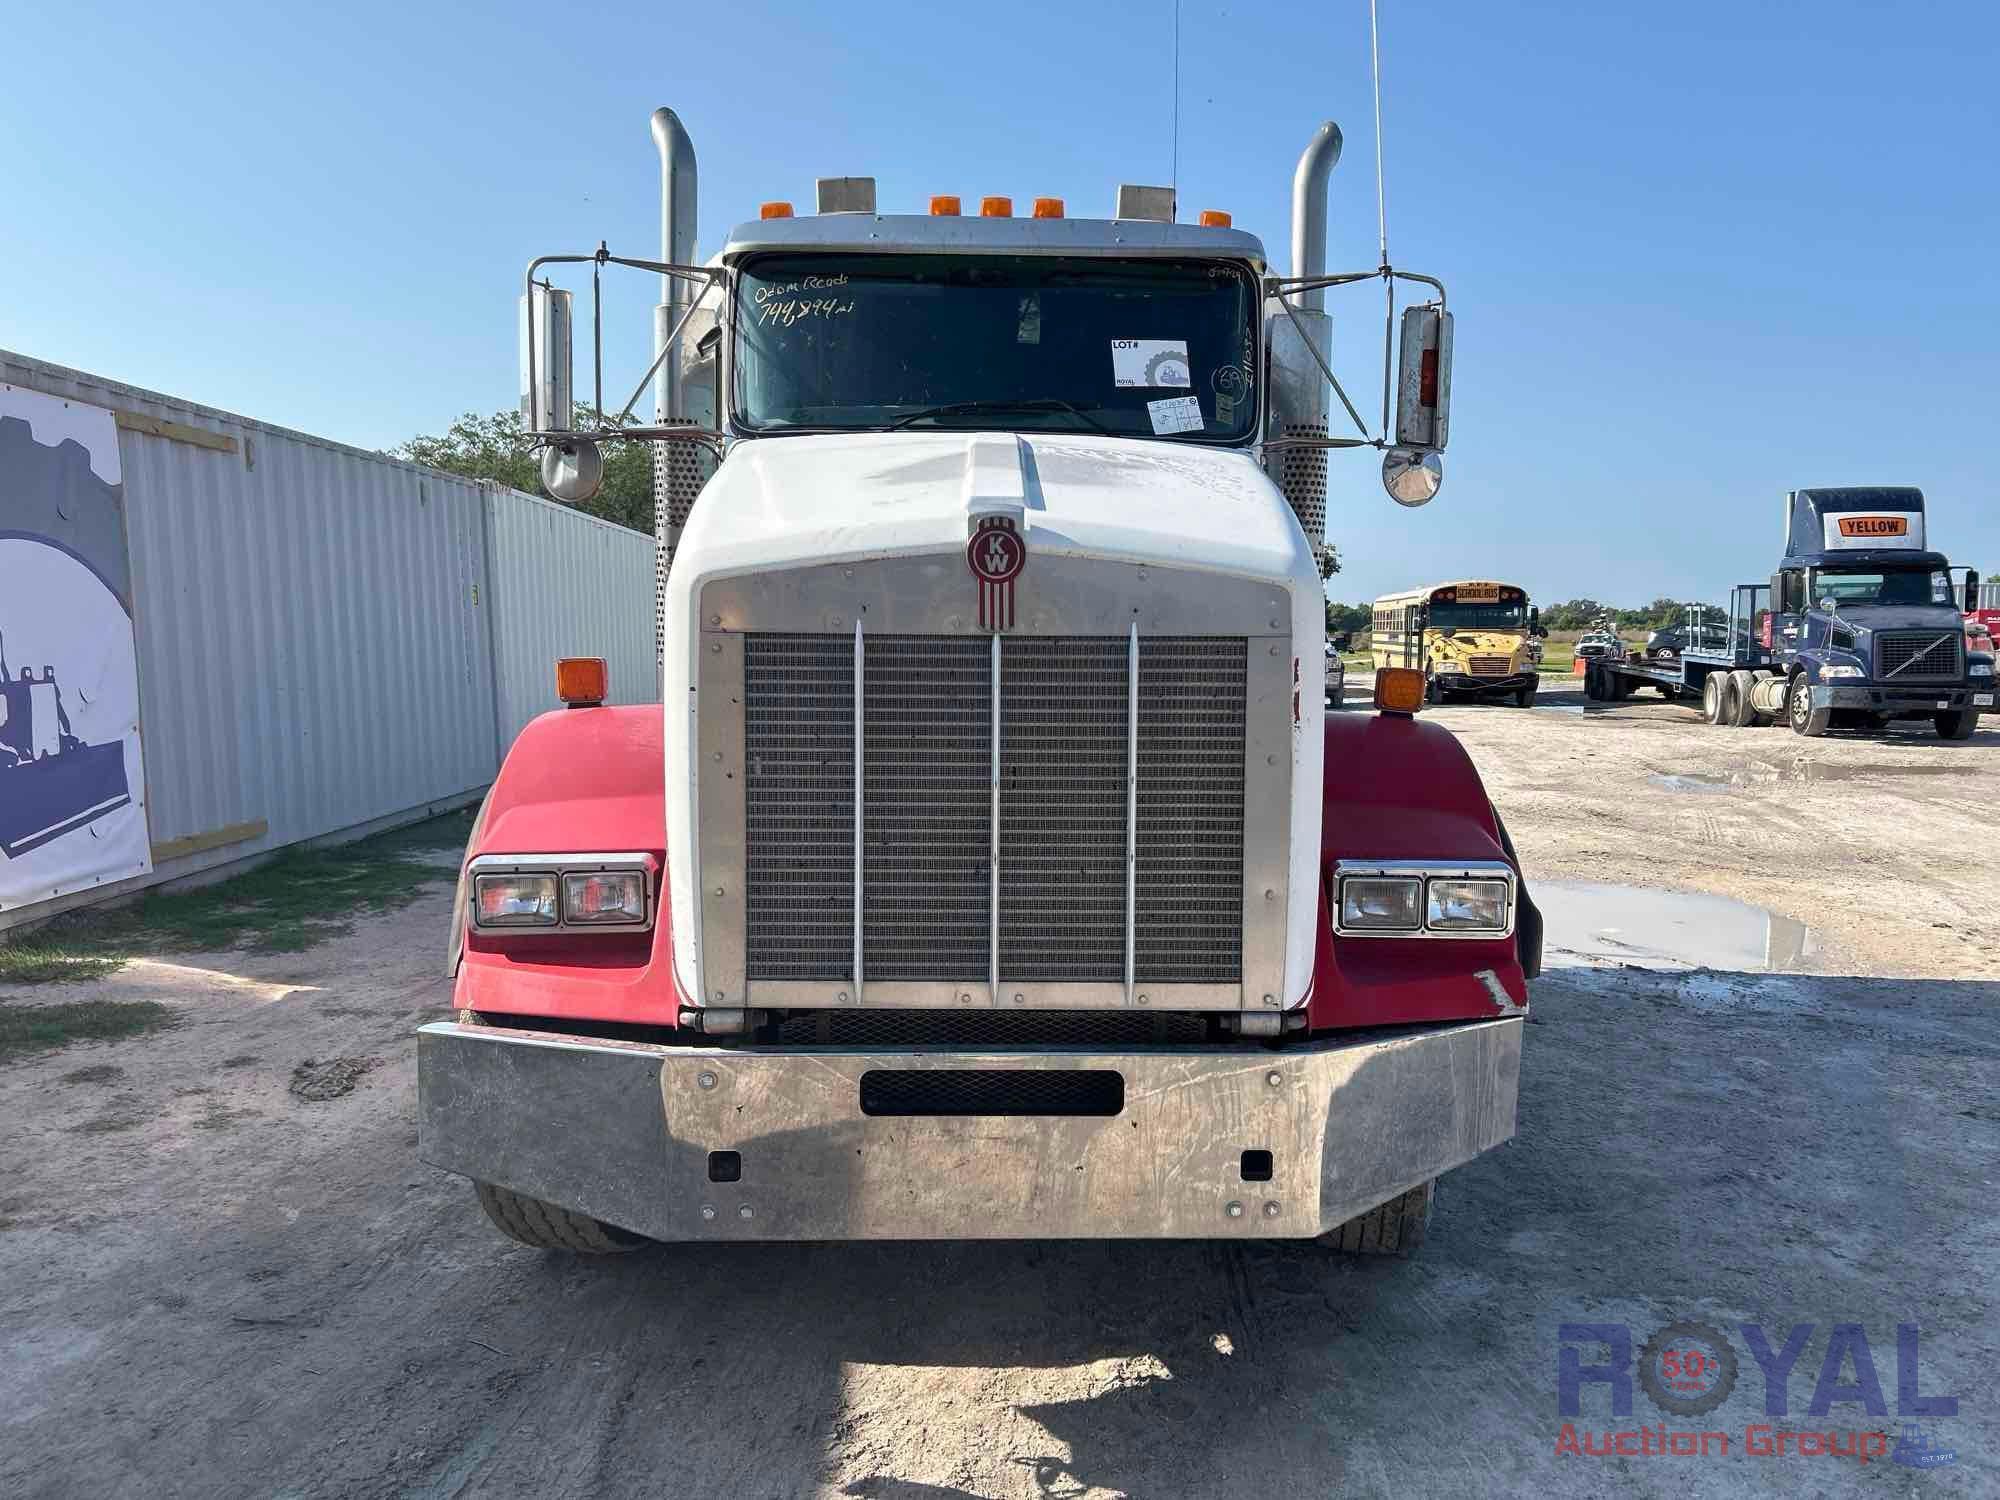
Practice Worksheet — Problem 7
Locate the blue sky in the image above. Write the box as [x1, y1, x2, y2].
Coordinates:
[4, 1, 1994, 605]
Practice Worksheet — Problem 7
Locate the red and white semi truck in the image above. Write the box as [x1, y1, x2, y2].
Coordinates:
[417, 107, 1541, 1255]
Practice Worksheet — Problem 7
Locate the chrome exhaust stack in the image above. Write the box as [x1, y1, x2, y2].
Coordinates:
[1265, 122, 1343, 577]
[650, 107, 705, 652]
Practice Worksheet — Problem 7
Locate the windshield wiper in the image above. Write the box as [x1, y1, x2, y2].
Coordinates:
[887, 398, 1111, 433]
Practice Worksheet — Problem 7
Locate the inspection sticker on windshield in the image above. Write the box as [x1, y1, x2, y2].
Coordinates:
[1111, 339, 1191, 388]
[1146, 395, 1204, 434]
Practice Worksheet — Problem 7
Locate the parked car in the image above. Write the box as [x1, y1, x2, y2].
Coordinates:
[1645, 620, 1728, 660]
[1325, 643, 1346, 709]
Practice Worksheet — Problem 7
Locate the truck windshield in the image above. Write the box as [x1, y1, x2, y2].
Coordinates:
[733, 253, 1258, 442]
[1814, 569, 1949, 607]
[1429, 601, 1527, 631]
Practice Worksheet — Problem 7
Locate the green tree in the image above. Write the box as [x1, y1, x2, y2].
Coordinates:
[1325, 599, 1371, 637]
[390, 404, 654, 534]
[1541, 598, 1607, 631]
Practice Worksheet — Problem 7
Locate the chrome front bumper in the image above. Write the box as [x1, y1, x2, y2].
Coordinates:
[417, 1017, 1522, 1241]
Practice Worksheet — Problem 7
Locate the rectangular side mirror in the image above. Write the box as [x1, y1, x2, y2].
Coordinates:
[1394, 305, 1453, 450]
[519, 283, 574, 433]
[1768, 573, 1785, 614]
[1966, 570, 1982, 614]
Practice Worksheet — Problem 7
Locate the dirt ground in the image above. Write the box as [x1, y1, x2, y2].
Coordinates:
[3, 683, 1995, 1498]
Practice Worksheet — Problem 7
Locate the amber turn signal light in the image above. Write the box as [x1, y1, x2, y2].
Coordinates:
[1197, 209, 1232, 227]
[1374, 667, 1425, 715]
[556, 656, 608, 707]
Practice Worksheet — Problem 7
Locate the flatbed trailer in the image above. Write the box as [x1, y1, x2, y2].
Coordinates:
[1583, 585, 1777, 725]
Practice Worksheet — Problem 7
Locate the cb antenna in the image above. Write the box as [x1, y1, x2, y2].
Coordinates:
[1371, 0, 1394, 436]
[1171, 0, 1182, 212]
[1370, 0, 1389, 267]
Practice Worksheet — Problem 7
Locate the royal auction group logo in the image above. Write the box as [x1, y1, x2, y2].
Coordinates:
[968, 515, 1026, 631]
[1556, 1319, 1959, 1468]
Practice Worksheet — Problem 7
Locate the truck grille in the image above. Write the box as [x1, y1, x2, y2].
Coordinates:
[1876, 631, 1963, 681]
[1467, 655, 1511, 677]
[742, 634, 1246, 989]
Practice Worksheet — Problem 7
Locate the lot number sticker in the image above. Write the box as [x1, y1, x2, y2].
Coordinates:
[1111, 340, 1191, 388]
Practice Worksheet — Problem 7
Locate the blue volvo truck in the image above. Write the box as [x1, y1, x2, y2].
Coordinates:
[1583, 487, 1992, 738]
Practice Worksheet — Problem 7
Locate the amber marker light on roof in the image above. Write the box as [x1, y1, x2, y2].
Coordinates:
[929, 195, 962, 216]
[759, 201, 793, 219]
[1032, 197, 1065, 218]
[1374, 667, 1425, 716]
[556, 657, 608, 707]
[1198, 209, 1233, 227]
[980, 196, 1013, 217]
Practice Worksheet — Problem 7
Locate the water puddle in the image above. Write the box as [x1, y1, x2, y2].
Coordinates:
[1647, 760, 1972, 793]
[1539, 880, 1813, 972]
[1780, 760, 1971, 783]
[1647, 773, 1733, 794]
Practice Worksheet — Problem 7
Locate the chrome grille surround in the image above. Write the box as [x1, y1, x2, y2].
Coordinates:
[698, 554, 1290, 1011]
[1876, 630, 1963, 682]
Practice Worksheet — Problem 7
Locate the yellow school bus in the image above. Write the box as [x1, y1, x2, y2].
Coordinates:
[1372, 580, 1545, 705]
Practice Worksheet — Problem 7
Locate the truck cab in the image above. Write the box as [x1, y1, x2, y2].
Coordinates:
[418, 109, 1537, 1257]
[1766, 488, 1991, 738]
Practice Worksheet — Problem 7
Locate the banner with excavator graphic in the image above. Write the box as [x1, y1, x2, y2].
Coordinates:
[0, 385, 151, 911]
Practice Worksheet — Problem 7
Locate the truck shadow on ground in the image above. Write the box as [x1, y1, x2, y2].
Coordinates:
[29, 967, 1992, 1498]
[414, 965, 1999, 1499]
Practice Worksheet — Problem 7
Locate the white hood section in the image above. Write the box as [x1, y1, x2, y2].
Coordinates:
[674, 430, 1312, 584]
[663, 430, 1325, 1011]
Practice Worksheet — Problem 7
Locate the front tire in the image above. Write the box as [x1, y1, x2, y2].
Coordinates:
[1787, 675, 1830, 737]
[1936, 708, 1978, 740]
[1320, 1181, 1435, 1256]
[474, 1181, 649, 1253]
[1513, 681, 1537, 707]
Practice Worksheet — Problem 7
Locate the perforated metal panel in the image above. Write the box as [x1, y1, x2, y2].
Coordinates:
[776, 1009, 1209, 1046]
[999, 638, 1129, 982]
[743, 636, 853, 979]
[1137, 639, 1245, 984]
[858, 1069, 1125, 1117]
[652, 421, 709, 664]
[863, 638, 990, 979]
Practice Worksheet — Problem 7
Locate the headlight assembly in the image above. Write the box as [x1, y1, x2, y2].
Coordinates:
[1334, 861, 1516, 939]
[467, 854, 654, 933]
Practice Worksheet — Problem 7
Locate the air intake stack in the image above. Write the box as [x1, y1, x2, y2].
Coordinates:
[651, 107, 704, 660]
[1265, 122, 1342, 578]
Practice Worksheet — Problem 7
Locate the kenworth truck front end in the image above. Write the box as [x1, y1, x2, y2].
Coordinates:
[418, 108, 1538, 1254]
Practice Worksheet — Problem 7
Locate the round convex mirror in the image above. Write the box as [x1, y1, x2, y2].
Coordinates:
[1382, 447, 1443, 507]
[541, 439, 604, 504]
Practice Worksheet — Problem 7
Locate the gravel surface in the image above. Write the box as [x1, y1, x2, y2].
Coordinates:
[3, 682, 1994, 1497]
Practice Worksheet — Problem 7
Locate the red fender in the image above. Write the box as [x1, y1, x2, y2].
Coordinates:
[1308, 712, 1531, 1031]
[453, 705, 682, 1027]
